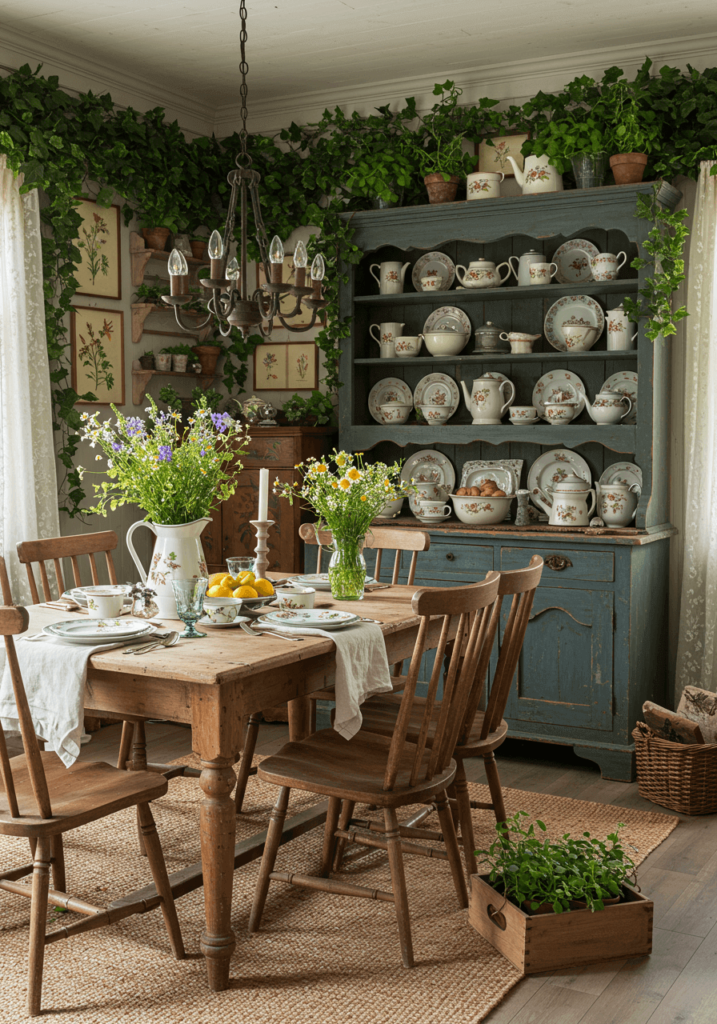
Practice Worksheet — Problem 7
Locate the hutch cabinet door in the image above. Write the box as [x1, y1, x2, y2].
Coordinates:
[502, 586, 614, 733]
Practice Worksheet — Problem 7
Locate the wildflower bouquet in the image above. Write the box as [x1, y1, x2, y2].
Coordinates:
[78, 397, 249, 524]
[274, 450, 411, 599]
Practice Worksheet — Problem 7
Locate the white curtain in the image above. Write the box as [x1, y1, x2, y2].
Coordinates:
[0, 156, 60, 602]
[675, 160, 717, 699]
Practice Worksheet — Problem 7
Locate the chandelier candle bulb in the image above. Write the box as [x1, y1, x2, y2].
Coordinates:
[168, 248, 189, 295]
[208, 229, 224, 279]
[226, 257, 240, 281]
[310, 253, 325, 300]
[293, 240, 308, 288]
[258, 468, 269, 521]
[270, 235, 285, 284]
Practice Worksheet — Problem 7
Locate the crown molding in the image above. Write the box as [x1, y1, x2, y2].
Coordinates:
[214, 30, 717, 137]
[0, 24, 215, 137]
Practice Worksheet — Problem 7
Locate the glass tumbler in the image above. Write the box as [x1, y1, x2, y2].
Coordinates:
[171, 578, 208, 638]
[226, 556, 256, 577]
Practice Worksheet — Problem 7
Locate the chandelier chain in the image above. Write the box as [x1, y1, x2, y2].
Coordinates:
[238, 0, 249, 157]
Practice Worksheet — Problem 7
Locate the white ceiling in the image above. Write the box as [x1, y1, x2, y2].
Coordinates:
[1, 0, 716, 135]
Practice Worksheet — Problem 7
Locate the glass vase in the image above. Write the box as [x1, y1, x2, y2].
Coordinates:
[571, 152, 607, 189]
[328, 536, 366, 601]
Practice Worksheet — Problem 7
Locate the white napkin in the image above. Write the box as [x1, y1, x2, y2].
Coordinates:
[0, 636, 130, 767]
[256, 620, 393, 740]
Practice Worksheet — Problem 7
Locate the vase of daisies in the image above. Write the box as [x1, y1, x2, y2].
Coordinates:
[274, 450, 412, 601]
[78, 396, 249, 617]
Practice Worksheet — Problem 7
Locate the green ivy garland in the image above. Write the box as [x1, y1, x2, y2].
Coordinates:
[1, 61, 715, 515]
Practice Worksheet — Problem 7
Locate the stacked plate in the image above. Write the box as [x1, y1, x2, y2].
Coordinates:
[261, 609, 361, 632]
[291, 574, 376, 591]
[43, 618, 156, 646]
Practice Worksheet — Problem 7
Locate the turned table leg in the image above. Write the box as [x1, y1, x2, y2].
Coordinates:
[199, 757, 238, 991]
[288, 695, 312, 741]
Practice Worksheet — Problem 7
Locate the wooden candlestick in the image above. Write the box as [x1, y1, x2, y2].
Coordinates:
[250, 520, 274, 580]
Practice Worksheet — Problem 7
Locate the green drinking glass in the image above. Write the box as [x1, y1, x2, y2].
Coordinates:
[171, 578, 208, 638]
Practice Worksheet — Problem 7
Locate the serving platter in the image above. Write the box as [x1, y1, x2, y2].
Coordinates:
[552, 239, 599, 284]
[423, 306, 471, 336]
[460, 459, 523, 495]
[401, 449, 456, 516]
[527, 450, 592, 509]
[602, 371, 638, 425]
[532, 369, 587, 420]
[261, 609, 361, 632]
[367, 377, 413, 424]
[413, 373, 460, 418]
[544, 295, 605, 351]
[412, 251, 456, 292]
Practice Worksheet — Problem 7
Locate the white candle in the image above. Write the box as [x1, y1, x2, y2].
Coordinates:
[258, 468, 269, 522]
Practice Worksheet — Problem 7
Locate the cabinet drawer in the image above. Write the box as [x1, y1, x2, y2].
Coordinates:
[241, 436, 297, 468]
[500, 546, 614, 583]
[413, 542, 494, 584]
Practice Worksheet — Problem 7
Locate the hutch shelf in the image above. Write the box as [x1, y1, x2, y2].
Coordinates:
[335, 181, 680, 781]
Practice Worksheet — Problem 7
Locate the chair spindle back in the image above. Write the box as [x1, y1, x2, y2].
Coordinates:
[383, 573, 501, 792]
[298, 523, 430, 586]
[16, 531, 119, 604]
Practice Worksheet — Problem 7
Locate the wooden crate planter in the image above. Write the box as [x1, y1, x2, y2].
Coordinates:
[468, 874, 653, 973]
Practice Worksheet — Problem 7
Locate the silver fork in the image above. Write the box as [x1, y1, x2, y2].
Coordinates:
[249, 626, 305, 643]
[123, 631, 177, 655]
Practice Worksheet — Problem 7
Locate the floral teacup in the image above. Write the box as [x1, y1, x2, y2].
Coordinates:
[417, 499, 451, 520]
[419, 404, 451, 425]
[84, 586, 127, 619]
[394, 335, 424, 357]
[379, 403, 412, 424]
[590, 251, 627, 281]
[509, 405, 539, 424]
[420, 276, 442, 291]
[203, 600, 240, 624]
[275, 585, 315, 610]
[466, 171, 504, 199]
[529, 261, 558, 284]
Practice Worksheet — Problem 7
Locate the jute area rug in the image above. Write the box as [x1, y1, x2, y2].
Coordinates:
[0, 754, 677, 1023]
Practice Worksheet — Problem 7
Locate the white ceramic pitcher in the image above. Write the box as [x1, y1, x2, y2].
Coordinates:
[369, 261, 410, 295]
[126, 518, 211, 619]
[460, 375, 515, 424]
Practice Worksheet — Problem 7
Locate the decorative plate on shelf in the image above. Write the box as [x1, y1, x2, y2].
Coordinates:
[401, 449, 456, 515]
[367, 377, 413, 424]
[423, 306, 472, 336]
[532, 369, 587, 420]
[601, 371, 638, 425]
[460, 459, 523, 495]
[552, 239, 599, 284]
[527, 450, 592, 509]
[412, 252, 456, 292]
[413, 373, 460, 417]
[544, 295, 605, 351]
[599, 462, 643, 493]
[261, 609, 361, 632]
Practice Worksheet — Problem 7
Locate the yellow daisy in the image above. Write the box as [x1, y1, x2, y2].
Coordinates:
[338, 477, 351, 490]
[347, 466, 361, 481]
[336, 454, 347, 467]
[316, 463, 328, 473]
[360, 495, 368, 502]
[331, 480, 339, 489]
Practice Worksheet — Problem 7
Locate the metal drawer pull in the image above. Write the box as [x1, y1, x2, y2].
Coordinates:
[545, 555, 573, 572]
[445, 553, 456, 561]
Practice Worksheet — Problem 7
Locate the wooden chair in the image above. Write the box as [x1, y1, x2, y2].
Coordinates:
[247, 573, 501, 967]
[232, 523, 431, 814]
[354, 555, 544, 877]
[16, 530, 120, 603]
[0, 566, 184, 1016]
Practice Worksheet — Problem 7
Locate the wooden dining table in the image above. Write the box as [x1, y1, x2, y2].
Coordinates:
[23, 580, 451, 991]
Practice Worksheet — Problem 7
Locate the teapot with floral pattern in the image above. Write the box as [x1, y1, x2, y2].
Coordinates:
[505, 155, 564, 195]
[533, 471, 596, 526]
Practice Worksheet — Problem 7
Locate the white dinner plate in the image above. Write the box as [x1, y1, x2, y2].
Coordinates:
[367, 377, 413, 424]
[412, 252, 456, 292]
[423, 306, 472, 336]
[198, 615, 250, 629]
[599, 462, 643, 493]
[601, 371, 638, 425]
[43, 619, 155, 645]
[291, 574, 376, 592]
[261, 609, 361, 631]
[552, 239, 599, 284]
[544, 295, 605, 351]
[532, 369, 587, 420]
[527, 450, 592, 509]
[413, 373, 460, 418]
[401, 450, 456, 516]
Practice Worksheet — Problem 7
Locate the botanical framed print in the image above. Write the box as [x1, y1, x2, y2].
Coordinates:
[476, 133, 530, 176]
[254, 342, 319, 391]
[71, 306, 125, 405]
[73, 198, 122, 299]
[257, 255, 314, 328]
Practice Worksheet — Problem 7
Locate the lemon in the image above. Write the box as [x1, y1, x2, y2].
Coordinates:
[233, 585, 258, 599]
[208, 572, 228, 588]
[207, 585, 234, 598]
[238, 571, 256, 585]
[253, 578, 274, 597]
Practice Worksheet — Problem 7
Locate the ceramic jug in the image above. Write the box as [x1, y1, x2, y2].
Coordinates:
[369, 261, 410, 295]
[597, 481, 639, 528]
[126, 518, 211, 619]
[607, 305, 638, 351]
[369, 321, 405, 358]
[533, 472, 596, 526]
[460, 375, 515, 424]
[583, 388, 633, 425]
[506, 154, 564, 194]
[508, 249, 545, 287]
[455, 259, 511, 289]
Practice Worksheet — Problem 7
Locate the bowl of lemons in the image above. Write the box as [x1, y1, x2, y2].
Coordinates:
[205, 570, 276, 611]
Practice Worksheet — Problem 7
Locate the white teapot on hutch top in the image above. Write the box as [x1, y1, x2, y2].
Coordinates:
[533, 472, 596, 527]
[505, 154, 564, 195]
[460, 374, 516, 424]
[455, 259, 512, 289]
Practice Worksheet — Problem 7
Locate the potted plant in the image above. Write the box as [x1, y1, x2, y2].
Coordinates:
[527, 86, 610, 189]
[158, 384, 183, 413]
[414, 81, 474, 203]
[603, 77, 659, 184]
[468, 811, 652, 973]
[138, 349, 155, 370]
[282, 390, 336, 427]
[190, 236, 208, 260]
[134, 278, 170, 307]
[160, 343, 196, 373]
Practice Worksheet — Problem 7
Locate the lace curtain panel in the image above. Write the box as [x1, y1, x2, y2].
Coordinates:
[675, 160, 717, 699]
[0, 156, 60, 602]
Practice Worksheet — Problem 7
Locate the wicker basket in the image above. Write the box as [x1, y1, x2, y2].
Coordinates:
[633, 723, 717, 815]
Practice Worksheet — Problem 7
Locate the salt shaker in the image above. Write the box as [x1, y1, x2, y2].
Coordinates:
[514, 489, 531, 527]
[130, 583, 159, 619]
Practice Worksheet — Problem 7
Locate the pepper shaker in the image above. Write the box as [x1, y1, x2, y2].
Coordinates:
[514, 489, 531, 527]
[130, 583, 159, 619]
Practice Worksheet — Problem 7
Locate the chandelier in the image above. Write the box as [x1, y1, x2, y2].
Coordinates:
[162, 0, 327, 339]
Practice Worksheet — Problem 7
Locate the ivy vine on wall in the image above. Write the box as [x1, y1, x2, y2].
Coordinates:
[0, 60, 715, 515]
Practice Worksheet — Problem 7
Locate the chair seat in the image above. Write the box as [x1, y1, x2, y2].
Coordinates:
[360, 694, 509, 756]
[0, 752, 169, 837]
[257, 727, 456, 807]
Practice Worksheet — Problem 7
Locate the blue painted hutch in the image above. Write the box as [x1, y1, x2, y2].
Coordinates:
[329, 181, 679, 782]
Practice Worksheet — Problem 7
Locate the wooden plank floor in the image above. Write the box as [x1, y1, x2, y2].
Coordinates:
[21, 723, 715, 1023]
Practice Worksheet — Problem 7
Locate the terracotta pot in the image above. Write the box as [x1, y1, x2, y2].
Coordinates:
[138, 354, 155, 370]
[424, 173, 460, 205]
[141, 227, 171, 252]
[192, 345, 222, 375]
[190, 239, 207, 260]
[610, 153, 648, 185]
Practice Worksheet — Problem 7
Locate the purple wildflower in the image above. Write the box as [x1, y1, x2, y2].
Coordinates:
[111, 441, 123, 452]
[158, 445, 172, 463]
[210, 411, 230, 433]
[125, 416, 145, 437]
